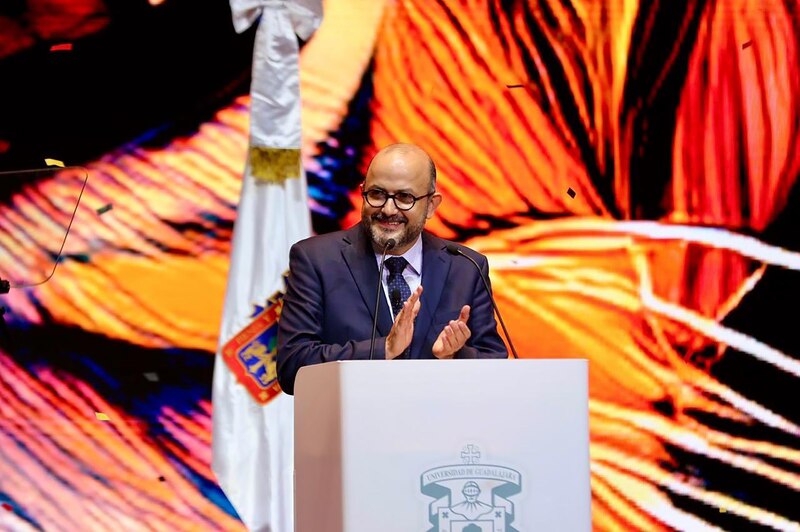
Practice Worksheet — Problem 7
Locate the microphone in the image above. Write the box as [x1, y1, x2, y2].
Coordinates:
[369, 238, 396, 360]
[445, 244, 519, 359]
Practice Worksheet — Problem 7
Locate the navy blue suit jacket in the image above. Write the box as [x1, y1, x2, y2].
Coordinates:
[276, 224, 508, 394]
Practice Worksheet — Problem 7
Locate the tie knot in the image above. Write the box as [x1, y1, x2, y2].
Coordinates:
[385, 256, 408, 275]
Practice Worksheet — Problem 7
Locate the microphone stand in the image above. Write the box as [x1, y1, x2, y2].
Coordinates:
[446, 245, 519, 359]
[369, 239, 396, 360]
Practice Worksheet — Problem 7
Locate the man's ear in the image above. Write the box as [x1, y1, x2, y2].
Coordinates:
[426, 193, 443, 219]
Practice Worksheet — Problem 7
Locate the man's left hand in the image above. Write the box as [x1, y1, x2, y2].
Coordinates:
[432, 305, 471, 359]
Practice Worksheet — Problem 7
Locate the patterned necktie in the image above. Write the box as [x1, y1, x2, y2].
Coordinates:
[385, 256, 412, 358]
[385, 256, 412, 320]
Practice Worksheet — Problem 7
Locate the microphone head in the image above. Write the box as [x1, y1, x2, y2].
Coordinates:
[385, 238, 397, 250]
[445, 244, 461, 255]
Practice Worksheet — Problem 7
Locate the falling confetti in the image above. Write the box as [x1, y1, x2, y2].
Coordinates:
[87, 238, 105, 252]
[741, 40, 752, 49]
[96, 204, 113, 215]
[567, 188, 576, 198]
[94, 412, 110, 421]
[44, 158, 64, 168]
[158, 476, 166, 482]
[0, 2, 797, 530]
[49, 43, 73, 52]
[143, 372, 159, 382]
[1, 503, 11, 512]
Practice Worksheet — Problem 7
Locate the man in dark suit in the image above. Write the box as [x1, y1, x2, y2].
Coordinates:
[276, 143, 508, 394]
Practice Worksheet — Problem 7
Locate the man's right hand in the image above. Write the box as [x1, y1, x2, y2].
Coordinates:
[385, 285, 423, 359]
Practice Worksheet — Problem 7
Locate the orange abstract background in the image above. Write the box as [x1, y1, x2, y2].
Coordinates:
[1, 0, 799, 530]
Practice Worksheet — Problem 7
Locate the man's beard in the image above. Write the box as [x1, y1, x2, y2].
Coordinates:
[361, 210, 425, 250]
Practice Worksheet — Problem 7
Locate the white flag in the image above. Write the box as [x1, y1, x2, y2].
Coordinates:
[212, 1, 321, 531]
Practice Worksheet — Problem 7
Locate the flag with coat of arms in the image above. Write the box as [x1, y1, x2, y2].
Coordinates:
[212, 1, 322, 530]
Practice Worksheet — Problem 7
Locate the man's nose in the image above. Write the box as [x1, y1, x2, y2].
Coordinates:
[381, 198, 400, 215]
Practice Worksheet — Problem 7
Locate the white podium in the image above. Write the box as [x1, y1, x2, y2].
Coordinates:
[294, 359, 590, 531]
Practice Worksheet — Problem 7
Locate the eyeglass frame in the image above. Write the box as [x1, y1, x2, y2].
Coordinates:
[360, 185, 436, 211]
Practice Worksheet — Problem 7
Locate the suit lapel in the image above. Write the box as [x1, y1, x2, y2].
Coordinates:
[413, 232, 451, 354]
[341, 225, 394, 336]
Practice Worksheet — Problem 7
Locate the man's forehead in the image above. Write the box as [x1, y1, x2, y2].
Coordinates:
[365, 178, 426, 195]
[366, 161, 427, 185]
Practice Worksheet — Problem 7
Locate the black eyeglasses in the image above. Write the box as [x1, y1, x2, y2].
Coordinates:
[361, 188, 435, 211]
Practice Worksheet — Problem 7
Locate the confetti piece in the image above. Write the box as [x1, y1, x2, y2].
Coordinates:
[95, 412, 110, 421]
[1, 503, 11, 512]
[87, 238, 105, 252]
[158, 476, 166, 482]
[567, 188, 576, 198]
[741, 40, 752, 49]
[45, 158, 64, 168]
[506, 82, 541, 93]
[143, 372, 159, 382]
[96, 204, 113, 215]
[50, 43, 73, 52]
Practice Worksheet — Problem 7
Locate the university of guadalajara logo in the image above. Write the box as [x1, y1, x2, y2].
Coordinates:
[421, 444, 522, 532]
[221, 291, 284, 405]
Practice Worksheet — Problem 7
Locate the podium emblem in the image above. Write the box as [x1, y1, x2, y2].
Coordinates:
[421, 444, 522, 532]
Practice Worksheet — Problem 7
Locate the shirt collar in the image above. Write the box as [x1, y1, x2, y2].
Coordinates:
[374, 234, 423, 276]
[400, 235, 423, 276]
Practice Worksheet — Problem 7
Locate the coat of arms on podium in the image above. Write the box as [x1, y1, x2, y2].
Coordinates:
[421, 444, 522, 532]
[221, 292, 284, 405]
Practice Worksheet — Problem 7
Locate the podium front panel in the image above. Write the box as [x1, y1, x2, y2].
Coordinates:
[295, 359, 590, 531]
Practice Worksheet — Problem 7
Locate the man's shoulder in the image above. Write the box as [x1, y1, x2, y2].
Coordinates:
[292, 225, 359, 254]
[424, 231, 488, 265]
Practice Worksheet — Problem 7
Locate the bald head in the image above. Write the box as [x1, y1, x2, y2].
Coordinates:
[367, 143, 436, 193]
